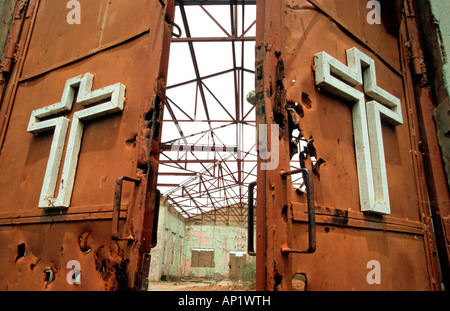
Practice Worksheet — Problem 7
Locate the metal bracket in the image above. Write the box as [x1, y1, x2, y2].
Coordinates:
[170, 21, 182, 38]
[280, 168, 316, 254]
[112, 176, 141, 241]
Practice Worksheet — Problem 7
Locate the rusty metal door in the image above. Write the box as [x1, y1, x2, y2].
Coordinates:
[254, 0, 444, 290]
[0, 0, 174, 290]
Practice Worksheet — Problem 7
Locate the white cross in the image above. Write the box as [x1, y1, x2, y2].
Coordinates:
[314, 48, 403, 215]
[27, 73, 126, 209]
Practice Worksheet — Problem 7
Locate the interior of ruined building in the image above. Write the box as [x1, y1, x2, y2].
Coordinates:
[148, 0, 260, 288]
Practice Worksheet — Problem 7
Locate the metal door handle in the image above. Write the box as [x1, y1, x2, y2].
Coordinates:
[248, 181, 257, 256]
[281, 168, 316, 254]
[151, 189, 161, 248]
[112, 176, 141, 241]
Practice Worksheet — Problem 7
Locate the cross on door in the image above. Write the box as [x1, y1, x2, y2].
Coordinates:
[314, 47, 403, 215]
[27, 73, 126, 209]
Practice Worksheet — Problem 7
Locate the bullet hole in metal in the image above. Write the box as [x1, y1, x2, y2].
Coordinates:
[313, 158, 326, 180]
[274, 271, 283, 291]
[301, 92, 312, 109]
[144, 98, 162, 141]
[153, 121, 161, 141]
[153, 96, 161, 119]
[144, 108, 154, 122]
[273, 111, 285, 131]
[79, 232, 91, 254]
[257, 65, 263, 80]
[286, 101, 304, 160]
[292, 129, 301, 138]
[139, 162, 149, 175]
[292, 136, 326, 193]
[324, 226, 331, 233]
[281, 205, 288, 222]
[44, 269, 54, 287]
[114, 259, 131, 291]
[15, 243, 26, 261]
[300, 137, 326, 180]
[303, 137, 317, 159]
[286, 93, 312, 163]
[292, 273, 307, 291]
[273, 52, 286, 131]
[286, 101, 304, 124]
[126, 135, 137, 147]
[99, 260, 107, 274]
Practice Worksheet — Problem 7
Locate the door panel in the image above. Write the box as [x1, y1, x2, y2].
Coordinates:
[0, 0, 174, 290]
[291, 223, 430, 290]
[283, 8, 417, 220]
[20, 0, 157, 79]
[255, 0, 441, 290]
[1, 38, 147, 214]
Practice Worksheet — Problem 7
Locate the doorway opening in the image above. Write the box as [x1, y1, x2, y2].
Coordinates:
[149, 0, 257, 291]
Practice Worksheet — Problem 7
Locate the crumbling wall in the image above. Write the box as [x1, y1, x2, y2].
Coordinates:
[0, 0, 15, 58]
[429, 0, 450, 188]
[149, 198, 256, 282]
[181, 224, 255, 280]
[429, 1, 450, 89]
[418, 0, 450, 188]
[148, 197, 185, 281]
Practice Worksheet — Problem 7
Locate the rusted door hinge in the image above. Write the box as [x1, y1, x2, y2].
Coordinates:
[405, 40, 428, 84]
[405, 0, 416, 17]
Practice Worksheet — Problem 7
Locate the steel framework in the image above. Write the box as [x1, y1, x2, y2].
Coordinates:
[157, 0, 257, 225]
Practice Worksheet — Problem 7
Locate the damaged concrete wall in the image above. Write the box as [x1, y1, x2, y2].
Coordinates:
[0, 0, 16, 59]
[181, 224, 255, 280]
[148, 197, 256, 282]
[430, 0, 450, 188]
[429, 1, 450, 89]
[417, 0, 450, 187]
[148, 197, 185, 282]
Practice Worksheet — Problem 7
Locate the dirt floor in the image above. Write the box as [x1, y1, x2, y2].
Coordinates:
[148, 279, 256, 291]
